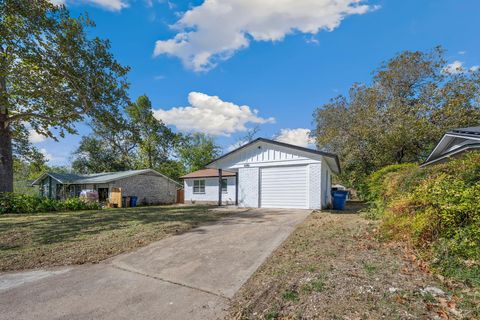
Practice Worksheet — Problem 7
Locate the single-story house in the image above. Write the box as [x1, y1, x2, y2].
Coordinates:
[421, 126, 480, 167]
[180, 168, 237, 205]
[31, 169, 181, 205]
[181, 138, 340, 209]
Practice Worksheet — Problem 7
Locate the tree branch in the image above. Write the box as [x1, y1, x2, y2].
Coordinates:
[6, 112, 62, 125]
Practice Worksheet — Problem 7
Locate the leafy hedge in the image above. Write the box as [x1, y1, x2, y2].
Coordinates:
[0, 193, 101, 214]
[364, 153, 480, 287]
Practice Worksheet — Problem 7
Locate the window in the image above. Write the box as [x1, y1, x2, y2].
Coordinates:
[193, 180, 205, 193]
[221, 178, 228, 193]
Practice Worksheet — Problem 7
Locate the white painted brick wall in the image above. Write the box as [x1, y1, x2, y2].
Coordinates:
[184, 177, 236, 204]
[238, 167, 259, 208]
[309, 163, 322, 209]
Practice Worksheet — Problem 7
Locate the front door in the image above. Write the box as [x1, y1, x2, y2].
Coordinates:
[98, 188, 109, 202]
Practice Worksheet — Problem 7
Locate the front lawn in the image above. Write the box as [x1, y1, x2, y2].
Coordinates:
[0, 205, 231, 271]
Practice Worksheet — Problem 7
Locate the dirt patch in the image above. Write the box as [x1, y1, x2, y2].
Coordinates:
[228, 205, 470, 319]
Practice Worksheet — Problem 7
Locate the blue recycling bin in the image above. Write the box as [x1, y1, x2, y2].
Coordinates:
[130, 196, 138, 207]
[332, 190, 348, 210]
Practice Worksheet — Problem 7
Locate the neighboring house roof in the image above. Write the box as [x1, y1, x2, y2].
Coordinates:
[180, 168, 236, 179]
[31, 169, 181, 186]
[205, 137, 341, 174]
[450, 126, 480, 136]
[422, 126, 480, 167]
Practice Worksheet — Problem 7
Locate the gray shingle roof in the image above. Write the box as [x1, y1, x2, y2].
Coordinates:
[450, 126, 480, 136]
[32, 169, 181, 186]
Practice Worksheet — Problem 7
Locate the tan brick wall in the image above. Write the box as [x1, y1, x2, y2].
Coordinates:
[111, 173, 177, 205]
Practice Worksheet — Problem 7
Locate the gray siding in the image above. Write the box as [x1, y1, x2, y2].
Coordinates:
[111, 172, 177, 205]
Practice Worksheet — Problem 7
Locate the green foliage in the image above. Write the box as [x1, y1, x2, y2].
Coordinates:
[364, 152, 480, 287]
[313, 47, 480, 189]
[0, 0, 129, 192]
[126, 95, 178, 169]
[72, 95, 185, 181]
[0, 193, 101, 214]
[156, 160, 186, 182]
[177, 133, 221, 172]
[362, 163, 417, 201]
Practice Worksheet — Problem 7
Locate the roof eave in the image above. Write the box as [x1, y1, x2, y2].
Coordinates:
[420, 143, 480, 167]
[31, 173, 64, 186]
[206, 137, 341, 174]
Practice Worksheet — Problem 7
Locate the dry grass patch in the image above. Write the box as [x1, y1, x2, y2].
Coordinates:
[0, 205, 232, 271]
[228, 203, 472, 319]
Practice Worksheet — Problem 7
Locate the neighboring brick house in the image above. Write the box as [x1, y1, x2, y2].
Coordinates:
[31, 169, 181, 205]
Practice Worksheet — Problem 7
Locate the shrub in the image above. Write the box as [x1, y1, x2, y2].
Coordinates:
[0, 193, 101, 214]
[364, 152, 480, 286]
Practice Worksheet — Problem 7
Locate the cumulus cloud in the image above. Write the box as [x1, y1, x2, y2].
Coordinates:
[443, 61, 480, 74]
[227, 140, 249, 152]
[443, 60, 464, 74]
[275, 128, 315, 148]
[153, 92, 275, 136]
[154, 0, 376, 71]
[49, 0, 128, 11]
[28, 129, 47, 143]
[49, 0, 66, 5]
[39, 148, 53, 162]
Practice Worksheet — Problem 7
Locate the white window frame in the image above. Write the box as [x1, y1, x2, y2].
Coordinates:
[193, 179, 205, 194]
[221, 178, 228, 193]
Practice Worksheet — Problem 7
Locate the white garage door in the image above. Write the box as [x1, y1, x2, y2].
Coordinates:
[260, 165, 308, 209]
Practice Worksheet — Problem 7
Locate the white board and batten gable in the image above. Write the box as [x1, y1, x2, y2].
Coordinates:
[206, 138, 340, 210]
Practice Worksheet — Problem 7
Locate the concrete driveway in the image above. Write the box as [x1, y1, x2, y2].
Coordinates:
[0, 208, 310, 320]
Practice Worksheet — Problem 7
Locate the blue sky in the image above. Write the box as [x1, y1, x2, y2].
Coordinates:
[38, 0, 480, 165]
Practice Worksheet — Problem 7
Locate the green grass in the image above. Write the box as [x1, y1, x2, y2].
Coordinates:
[362, 261, 378, 276]
[302, 278, 326, 294]
[282, 290, 299, 301]
[0, 205, 231, 271]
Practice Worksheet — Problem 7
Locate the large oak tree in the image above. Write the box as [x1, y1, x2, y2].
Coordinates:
[0, 0, 129, 192]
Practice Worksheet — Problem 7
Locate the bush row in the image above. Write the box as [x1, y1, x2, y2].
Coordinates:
[0, 193, 102, 214]
[364, 153, 480, 287]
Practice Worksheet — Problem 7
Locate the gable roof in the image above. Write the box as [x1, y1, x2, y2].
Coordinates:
[450, 126, 480, 136]
[206, 137, 341, 174]
[422, 126, 480, 167]
[180, 168, 236, 179]
[31, 169, 181, 186]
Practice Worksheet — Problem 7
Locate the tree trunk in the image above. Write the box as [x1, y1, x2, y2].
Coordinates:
[0, 70, 13, 193]
[0, 111, 13, 193]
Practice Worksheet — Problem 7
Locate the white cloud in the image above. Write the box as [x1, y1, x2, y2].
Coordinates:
[458, 51, 466, 55]
[49, 0, 128, 11]
[39, 148, 53, 162]
[275, 128, 315, 148]
[28, 129, 47, 143]
[227, 140, 248, 152]
[153, 92, 275, 136]
[154, 0, 377, 72]
[49, 0, 66, 5]
[470, 65, 479, 72]
[443, 60, 464, 74]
